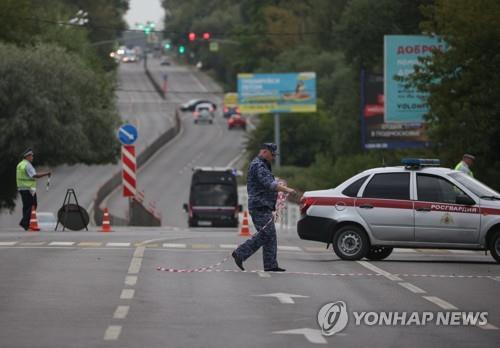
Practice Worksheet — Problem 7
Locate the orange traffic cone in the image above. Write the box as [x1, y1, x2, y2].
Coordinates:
[239, 211, 251, 237]
[29, 206, 40, 232]
[101, 208, 112, 232]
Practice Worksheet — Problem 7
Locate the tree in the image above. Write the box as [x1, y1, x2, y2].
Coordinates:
[407, 0, 500, 189]
[0, 43, 120, 210]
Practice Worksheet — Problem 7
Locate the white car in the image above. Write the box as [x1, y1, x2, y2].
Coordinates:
[37, 212, 57, 231]
[298, 158, 500, 262]
[193, 103, 215, 124]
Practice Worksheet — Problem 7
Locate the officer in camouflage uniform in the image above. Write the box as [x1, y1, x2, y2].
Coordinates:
[232, 143, 297, 272]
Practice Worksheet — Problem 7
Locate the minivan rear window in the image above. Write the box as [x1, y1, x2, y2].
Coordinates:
[191, 184, 236, 206]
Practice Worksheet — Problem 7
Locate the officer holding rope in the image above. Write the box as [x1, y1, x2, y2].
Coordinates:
[232, 143, 297, 272]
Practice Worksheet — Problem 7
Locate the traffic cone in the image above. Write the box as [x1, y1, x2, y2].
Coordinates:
[239, 211, 251, 237]
[29, 206, 40, 232]
[101, 208, 112, 232]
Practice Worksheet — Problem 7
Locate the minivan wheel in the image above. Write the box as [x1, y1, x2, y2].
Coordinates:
[366, 246, 393, 261]
[489, 230, 500, 263]
[332, 225, 370, 260]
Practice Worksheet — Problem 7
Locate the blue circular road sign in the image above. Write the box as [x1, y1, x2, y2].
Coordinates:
[118, 124, 138, 145]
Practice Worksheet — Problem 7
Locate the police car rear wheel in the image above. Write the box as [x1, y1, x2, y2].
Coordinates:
[333, 225, 369, 260]
[366, 246, 393, 261]
[490, 231, 500, 263]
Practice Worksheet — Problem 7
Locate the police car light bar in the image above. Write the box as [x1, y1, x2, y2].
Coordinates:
[402, 158, 441, 168]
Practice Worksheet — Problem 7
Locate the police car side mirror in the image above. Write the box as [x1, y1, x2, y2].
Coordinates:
[182, 203, 188, 212]
[456, 195, 475, 206]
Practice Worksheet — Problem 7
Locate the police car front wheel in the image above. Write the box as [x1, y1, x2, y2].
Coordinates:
[333, 225, 370, 261]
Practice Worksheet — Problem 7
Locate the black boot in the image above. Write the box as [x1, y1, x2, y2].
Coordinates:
[232, 251, 245, 271]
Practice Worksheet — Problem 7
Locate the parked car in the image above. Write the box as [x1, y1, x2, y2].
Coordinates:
[180, 99, 217, 112]
[193, 103, 215, 124]
[298, 158, 500, 263]
[37, 212, 57, 231]
[227, 114, 247, 130]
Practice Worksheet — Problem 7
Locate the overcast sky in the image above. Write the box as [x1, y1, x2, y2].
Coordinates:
[125, 0, 164, 29]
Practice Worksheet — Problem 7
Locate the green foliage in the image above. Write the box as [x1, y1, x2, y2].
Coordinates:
[407, 0, 500, 190]
[0, 43, 120, 210]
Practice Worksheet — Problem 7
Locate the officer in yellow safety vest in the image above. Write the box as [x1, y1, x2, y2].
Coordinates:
[16, 148, 51, 230]
[454, 154, 475, 177]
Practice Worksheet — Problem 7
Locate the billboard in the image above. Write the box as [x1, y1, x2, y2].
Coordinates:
[361, 72, 429, 149]
[384, 35, 446, 123]
[237, 73, 316, 114]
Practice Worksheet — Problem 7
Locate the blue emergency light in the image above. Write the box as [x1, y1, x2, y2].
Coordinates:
[402, 158, 441, 168]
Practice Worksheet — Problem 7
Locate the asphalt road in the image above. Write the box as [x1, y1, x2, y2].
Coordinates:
[0, 227, 498, 347]
[105, 58, 247, 227]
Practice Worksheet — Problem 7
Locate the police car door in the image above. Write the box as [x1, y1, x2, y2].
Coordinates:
[356, 172, 414, 242]
[414, 173, 480, 244]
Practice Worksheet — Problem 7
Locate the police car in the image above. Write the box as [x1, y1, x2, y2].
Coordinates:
[297, 159, 500, 263]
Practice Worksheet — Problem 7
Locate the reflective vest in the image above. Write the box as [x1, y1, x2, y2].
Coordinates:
[455, 161, 474, 177]
[16, 159, 36, 189]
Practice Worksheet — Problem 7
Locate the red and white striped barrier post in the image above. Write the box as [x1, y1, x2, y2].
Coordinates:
[122, 145, 136, 197]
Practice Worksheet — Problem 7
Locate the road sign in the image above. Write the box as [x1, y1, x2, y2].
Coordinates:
[122, 145, 136, 197]
[118, 124, 138, 145]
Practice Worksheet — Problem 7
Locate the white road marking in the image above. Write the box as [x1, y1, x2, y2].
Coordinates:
[133, 246, 145, 258]
[104, 325, 122, 340]
[220, 244, 238, 249]
[0, 242, 17, 246]
[423, 296, 458, 310]
[125, 275, 137, 286]
[273, 328, 327, 344]
[448, 250, 480, 254]
[120, 289, 135, 300]
[258, 272, 271, 278]
[254, 293, 309, 304]
[128, 257, 142, 274]
[278, 246, 302, 251]
[113, 305, 130, 319]
[398, 282, 426, 294]
[394, 248, 417, 253]
[106, 242, 131, 247]
[163, 243, 187, 248]
[357, 261, 402, 281]
[477, 323, 499, 330]
[48, 242, 75, 246]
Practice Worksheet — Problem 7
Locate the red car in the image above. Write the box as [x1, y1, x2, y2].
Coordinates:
[227, 114, 247, 130]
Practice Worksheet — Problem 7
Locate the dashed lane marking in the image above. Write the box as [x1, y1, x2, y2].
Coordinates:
[48, 241, 75, 246]
[120, 289, 135, 300]
[220, 244, 238, 249]
[20, 242, 45, 246]
[113, 306, 129, 319]
[162, 243, 186, 248]
[423, 296, 458, 310]
[398, 282, 426, 294]
[0, 242, 17, 246]
[304, 247, 328, 252]
[104, 325, 122, 340]
[278, 246, 302, 251]
[357, 261, 403, 281]
[125, 275, 137, 286]
[106, 242, 131, 247]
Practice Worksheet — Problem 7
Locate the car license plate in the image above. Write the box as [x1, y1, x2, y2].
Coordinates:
[198, 221, 212, 226]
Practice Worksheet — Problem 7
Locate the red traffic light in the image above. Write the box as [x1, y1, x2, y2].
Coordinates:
[188, 32, 196, 41]
[202, 32, 211, 40]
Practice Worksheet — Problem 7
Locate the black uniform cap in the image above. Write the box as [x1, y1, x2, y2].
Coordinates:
[261, 143, 278, 155]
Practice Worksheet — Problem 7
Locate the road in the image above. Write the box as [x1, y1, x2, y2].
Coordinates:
[105, 58, 247, 227]
[0, 227, 498, 347]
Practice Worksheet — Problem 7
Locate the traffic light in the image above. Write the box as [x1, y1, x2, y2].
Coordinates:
[178, 45, 185, 54]
[202, 32, 211, 40]
[188, 32, 196, 41]
[164, 42, 171, 50]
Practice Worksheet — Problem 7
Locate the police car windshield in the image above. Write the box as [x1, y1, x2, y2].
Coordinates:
[449, 172, 500, 199]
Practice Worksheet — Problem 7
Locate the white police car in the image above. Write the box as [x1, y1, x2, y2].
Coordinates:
[297, 159, 500, 263]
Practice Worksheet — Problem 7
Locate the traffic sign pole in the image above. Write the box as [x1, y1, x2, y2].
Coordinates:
[122, 145, 136, 197]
